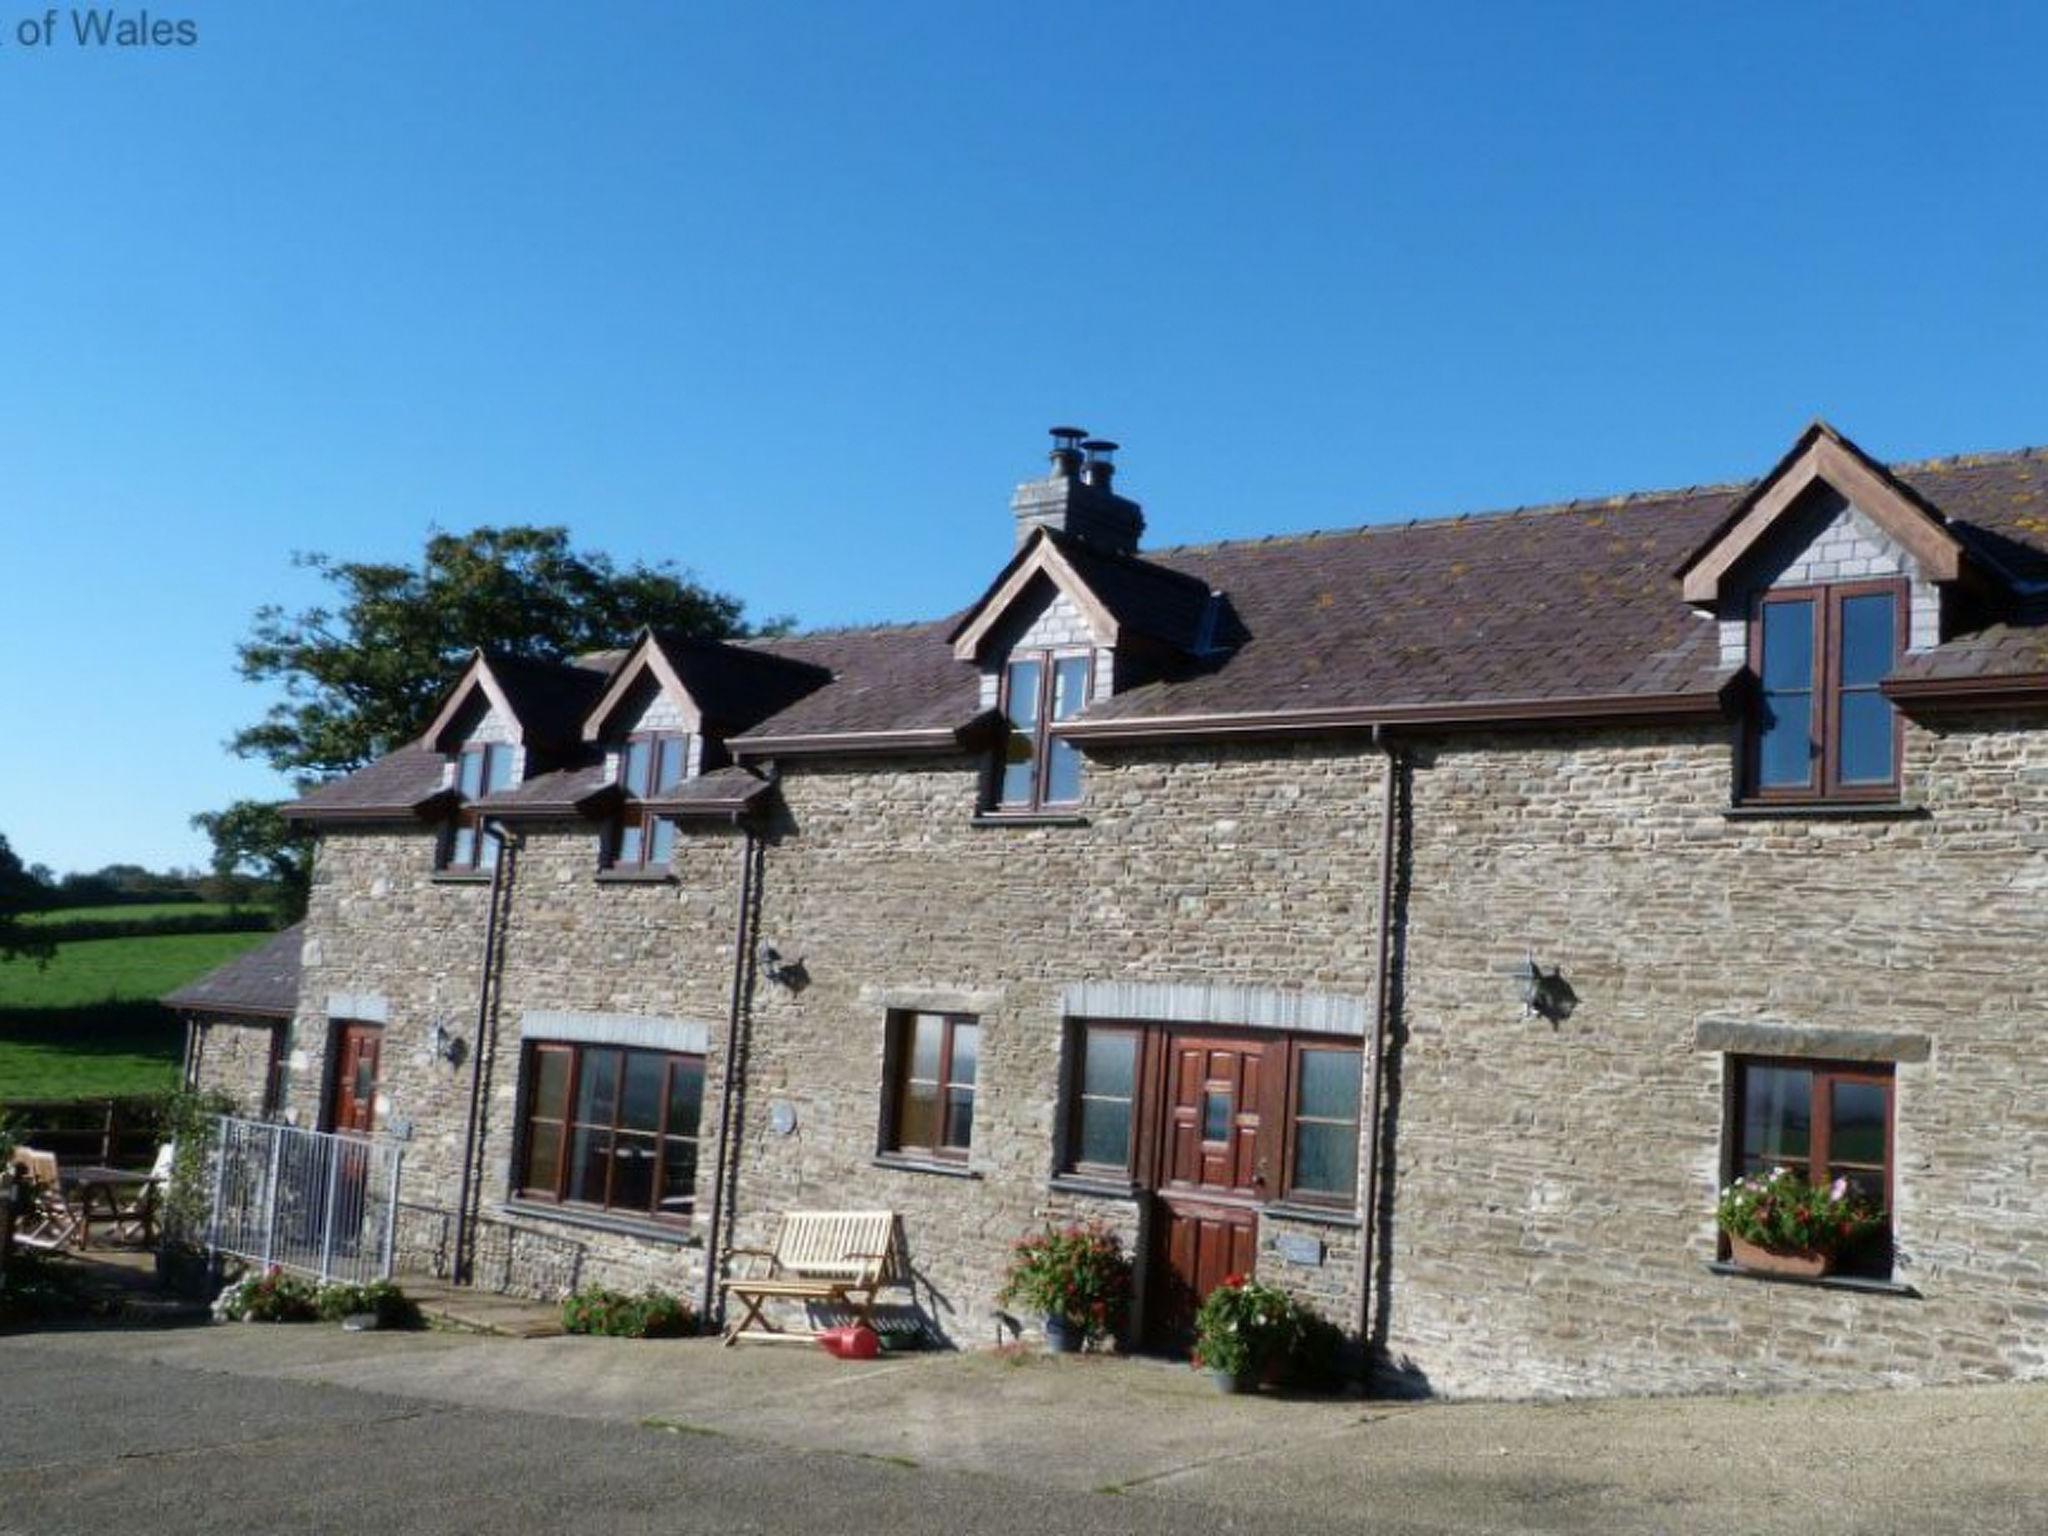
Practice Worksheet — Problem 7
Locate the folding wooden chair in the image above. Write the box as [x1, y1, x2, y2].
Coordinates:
[8, 1148, 82, 1253]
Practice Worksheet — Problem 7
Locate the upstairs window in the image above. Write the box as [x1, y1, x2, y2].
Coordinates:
[1747, 581, 1903, 802]
[609, 732, 688, 871]
[996, 651, 1091, 811]
[443, 743, 515, 872]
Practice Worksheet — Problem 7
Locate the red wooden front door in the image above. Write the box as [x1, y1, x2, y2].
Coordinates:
[329, 1023, 382, 1135]
[1147, 1034, 1272, 1348]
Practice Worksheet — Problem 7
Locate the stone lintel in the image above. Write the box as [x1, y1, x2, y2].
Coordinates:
[1694, 1019, 1931, 1064]
[1061, 980, 1367, 1039]
[861, 985, 1007, 1017]
[518, 1010, 710, 1055]
[326, 992, 390, 1023]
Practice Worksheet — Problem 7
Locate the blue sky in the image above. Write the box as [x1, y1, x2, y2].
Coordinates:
[3, 1, 2046, 874]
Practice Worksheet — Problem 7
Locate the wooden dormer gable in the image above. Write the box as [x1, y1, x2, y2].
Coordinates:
[950, 529, 1124, 663]
[1677, 421, 1970, 609]
[420, 651, 530, 753]
[582, 629, 834, 745]
[582, 630, 708, 743]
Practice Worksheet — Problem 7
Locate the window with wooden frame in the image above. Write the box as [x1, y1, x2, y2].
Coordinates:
[607, 731, 689, 871]
[1059, 1023, 1364, 1206]
[1746, 580, 1905, 802]
[442, 743, 516, 871]
[1727, 1056, 1894, 1277]
[516, 1042, 705, 1225]
[994, 650, 1092, 811]
[881, 1012, 978, 1162]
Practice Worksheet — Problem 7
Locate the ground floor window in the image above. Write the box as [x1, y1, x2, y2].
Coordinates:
[1727, 1056, 1894, 1277]
[881, 1012, 979, 1162]
[1063, 1022, 1363, 1208]
[516, 1042, 704, 1224]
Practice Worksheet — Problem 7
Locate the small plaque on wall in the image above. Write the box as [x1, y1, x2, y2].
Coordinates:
[769, 1100, 798, 1136]
[1274, 1232, 1324, 1267]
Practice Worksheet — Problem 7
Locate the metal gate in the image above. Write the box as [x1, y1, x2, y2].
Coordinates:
[205, 1116, 404, 1284]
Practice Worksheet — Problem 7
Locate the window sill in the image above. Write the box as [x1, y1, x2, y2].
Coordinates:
[1263, 1202, 1363, 1229]
[430, 871, 494, 885]
[1705, 1260, 1918, 1297]
[1048, 1174, 1142, 1200]
[871, 1154, 982, 1181]
[593, 868, 675, 885]
[971, 811, 1090, 830]
[1724, 802, 1926, 822]
[498, 1200, 699, 1247]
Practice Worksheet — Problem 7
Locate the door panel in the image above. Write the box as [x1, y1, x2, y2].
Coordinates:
[1147, 1031, 1272, 1350]
[1147, 1197, 1259, 1350]
[1162, 1036, 1269, 1198]
[330, 1023, 382, 1135]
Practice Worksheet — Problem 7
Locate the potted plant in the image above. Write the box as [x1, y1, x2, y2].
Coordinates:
[1191, 1274, 1307, 1393]
[998, 1222, 1133, 1354]
[1716, 1167, 1880, 1278]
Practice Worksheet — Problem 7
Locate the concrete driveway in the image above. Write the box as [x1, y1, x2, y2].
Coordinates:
[5, 1323, 2048, 1534]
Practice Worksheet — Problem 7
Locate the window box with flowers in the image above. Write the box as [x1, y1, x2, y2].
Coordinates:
[1716, 1167, 1883, 1279]
[997, 1222, 1133, 1354]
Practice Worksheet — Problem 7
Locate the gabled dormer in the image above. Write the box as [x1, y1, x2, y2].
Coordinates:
[417, 651, 613, 873]
[580, 630, 827, 871]
[949, 431, 1225, 816]
[1677, 422, 1982, 805]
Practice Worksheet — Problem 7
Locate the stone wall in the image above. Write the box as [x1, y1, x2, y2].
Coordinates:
[1381, 710, 2048, 1396]
[291, 705, 2048, 1395]
[187, 1014, 280, 1115]
[290, 822, 746, 1301]
[730, 740, 1389, 1346]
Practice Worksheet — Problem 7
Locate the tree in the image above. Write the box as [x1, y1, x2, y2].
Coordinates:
[192, 801, 312, 923]
[0, 833, 55, 964]
[230, 525, 779, 780]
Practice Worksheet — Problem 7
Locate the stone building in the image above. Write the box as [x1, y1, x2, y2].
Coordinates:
[182, 422, 2048, 1396]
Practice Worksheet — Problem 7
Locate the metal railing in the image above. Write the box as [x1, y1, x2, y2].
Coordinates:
[205, 1116, 403, 1284]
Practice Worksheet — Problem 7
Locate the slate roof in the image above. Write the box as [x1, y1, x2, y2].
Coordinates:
[643, 765, 776, 815]
[643, 632, 831, 728]
[287, 439, 2048, 811]
[163, 924, 303, 1019]
[484, 653, 617, 748]
[731, 620, 986, 746]
[288, 744, 451, 821]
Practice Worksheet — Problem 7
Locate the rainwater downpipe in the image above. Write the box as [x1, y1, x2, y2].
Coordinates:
[1357, 725, 1400, 1353]
[698, 818, 760, 1328]
[453, 818, 511, 1288]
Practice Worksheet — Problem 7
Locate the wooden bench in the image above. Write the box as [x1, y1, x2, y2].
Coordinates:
[721, 1210, 901, 1347]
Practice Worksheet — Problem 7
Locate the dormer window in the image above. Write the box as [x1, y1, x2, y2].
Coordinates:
[609, 731, 688, 870]
[444, 743, 515, 872]
[996, 651, 1090, 811]
[1747, 582, 1904, 801]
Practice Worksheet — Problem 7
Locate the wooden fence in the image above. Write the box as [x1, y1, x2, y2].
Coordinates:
[0, 1098, 162, 1169]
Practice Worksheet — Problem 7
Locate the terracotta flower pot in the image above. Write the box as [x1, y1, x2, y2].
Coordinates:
[1727, 1233, 1834, 1279]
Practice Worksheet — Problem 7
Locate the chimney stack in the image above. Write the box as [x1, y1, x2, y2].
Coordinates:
[1011, 425, 1145, 554]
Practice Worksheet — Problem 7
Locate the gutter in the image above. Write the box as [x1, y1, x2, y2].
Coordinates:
[698, 817, 762, 1328]
[1357, 725, 1401, 1361]
[452, 819, 512, 1288]
[1053, 686, 1733, 747]
[1882, 670, 2048, 713]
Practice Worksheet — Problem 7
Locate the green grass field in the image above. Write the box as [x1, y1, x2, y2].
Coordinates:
[20, 901, 242, 926]
[0, 931, 272, 1102]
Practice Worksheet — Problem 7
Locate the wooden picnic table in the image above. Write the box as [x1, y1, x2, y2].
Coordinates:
[63, 1165, 159, 1250]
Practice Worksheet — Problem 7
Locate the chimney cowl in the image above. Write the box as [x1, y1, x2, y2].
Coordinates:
[1047, 425, 1087, 479]
[1011, 427, 1144, 554]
